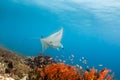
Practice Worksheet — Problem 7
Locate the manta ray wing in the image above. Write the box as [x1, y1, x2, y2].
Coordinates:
[46, 28, 63, 42]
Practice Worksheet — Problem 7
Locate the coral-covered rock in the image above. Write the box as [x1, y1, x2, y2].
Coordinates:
[25, 55, 56, 69]
[0, 47, 31, 79]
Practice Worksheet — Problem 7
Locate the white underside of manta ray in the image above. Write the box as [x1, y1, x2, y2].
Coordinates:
[40, 28, 64, 52]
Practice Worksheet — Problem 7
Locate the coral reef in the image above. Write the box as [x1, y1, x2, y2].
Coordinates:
[0, 47, 114, 80]
[29, 63, 113, 80]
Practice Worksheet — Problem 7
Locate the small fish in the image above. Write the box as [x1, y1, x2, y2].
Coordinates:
[79, 59, 82, 61]
[81, 57, 84, 60]
[71, 54, 74, 58]
[58, 59, 62, 62]
[63, 60, 66, 63]
[86, 66, 89, 68]
[82, 60, 87, 64]
[79, 66, 82, 70]
[48, 57, 52, 60]
[76, 64, 79, 67]
[98, 64, 103, 67]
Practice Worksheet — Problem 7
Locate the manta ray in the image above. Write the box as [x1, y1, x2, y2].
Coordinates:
[40, 28, 64, 52]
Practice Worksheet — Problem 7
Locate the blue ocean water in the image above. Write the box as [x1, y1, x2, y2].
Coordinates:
[0, 0, 120, 78]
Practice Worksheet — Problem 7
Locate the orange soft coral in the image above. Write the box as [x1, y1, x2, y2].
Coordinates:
[44, 63, 80, 80]
[83, 68, 113, 80]
[88, 67, 96, 79]
[83, 67, 96, 80]
[32, 63, 113, 80]
[98, 68, 111, 80]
